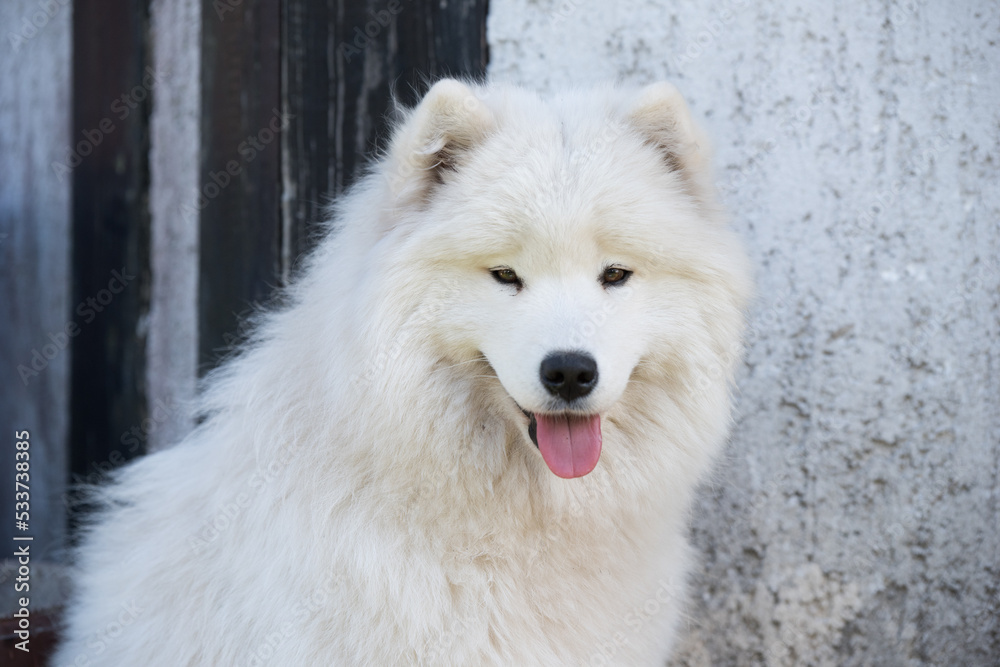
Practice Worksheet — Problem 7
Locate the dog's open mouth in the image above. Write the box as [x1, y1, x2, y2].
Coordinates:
[522, 409, 602, 479]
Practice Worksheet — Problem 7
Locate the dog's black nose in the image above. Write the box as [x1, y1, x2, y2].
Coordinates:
[539, 352, 598, 402]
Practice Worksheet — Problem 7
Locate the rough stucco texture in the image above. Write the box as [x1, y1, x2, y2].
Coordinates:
[488, 1, 999, 664]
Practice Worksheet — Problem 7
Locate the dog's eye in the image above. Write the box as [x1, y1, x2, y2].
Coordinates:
[490, 267, 522, 288]
[601, 267, 632, 286]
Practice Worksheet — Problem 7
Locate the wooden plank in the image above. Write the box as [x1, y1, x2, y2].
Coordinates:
[145, 0, 202, 452]
[0, 0, 73, 561]
[69, 0, 151, 492]
[280, 0, 490, 275]
[199, 0, 282, 366]
[280, 0, 332, 280]
[393, 0, 490, 98]
[201, 0, 488, 365]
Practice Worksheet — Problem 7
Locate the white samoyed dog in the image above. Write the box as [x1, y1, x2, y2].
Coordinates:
[53, 79, 751, 666]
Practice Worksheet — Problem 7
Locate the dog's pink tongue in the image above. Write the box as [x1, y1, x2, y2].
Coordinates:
[535, 414, 602, 479]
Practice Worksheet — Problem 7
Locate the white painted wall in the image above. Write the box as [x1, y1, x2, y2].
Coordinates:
[488, 1, 1000, 664]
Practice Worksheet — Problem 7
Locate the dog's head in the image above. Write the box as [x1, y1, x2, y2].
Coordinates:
[371, 80, 750, 479]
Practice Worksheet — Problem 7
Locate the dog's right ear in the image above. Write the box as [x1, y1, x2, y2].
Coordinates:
[384, 79, 493, 207]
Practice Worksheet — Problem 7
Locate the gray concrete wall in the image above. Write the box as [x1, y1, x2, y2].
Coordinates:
[488, 1, 999, 664]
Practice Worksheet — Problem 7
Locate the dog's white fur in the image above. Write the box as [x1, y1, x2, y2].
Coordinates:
[53, 80, 751, 666]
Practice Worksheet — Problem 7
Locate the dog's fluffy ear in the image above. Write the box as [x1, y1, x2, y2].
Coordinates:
[626, 82, 715, 206]
[385, 79, 493, 206]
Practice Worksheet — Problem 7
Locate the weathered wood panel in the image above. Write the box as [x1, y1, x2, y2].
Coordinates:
[280, 0, 490, 276]
[69, 0, 151, 503]
[198, 0, 282, 367]
[146, 0, 202, 452]
[0, 0, 73, 563]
